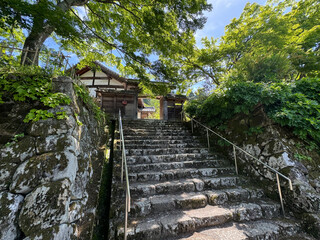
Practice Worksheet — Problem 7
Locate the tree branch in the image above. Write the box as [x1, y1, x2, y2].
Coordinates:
[70, 7, 151, 69]
[94, 0, 141, 22]
[70, 8, 117, 48]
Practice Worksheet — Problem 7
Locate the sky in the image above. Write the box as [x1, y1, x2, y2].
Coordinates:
[196, 0, 267, 43]
[190, 0, 267, 90]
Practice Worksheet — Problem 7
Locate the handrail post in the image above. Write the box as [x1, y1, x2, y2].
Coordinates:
[119, 109, 131, 240]
[206, 129, 210, 149]
[191, 119, 193, 133]
[124, 191, 128, 240]
[120, 118, 124, 184]
[276, 173, 285, 216]
[233, 146, 238, 175]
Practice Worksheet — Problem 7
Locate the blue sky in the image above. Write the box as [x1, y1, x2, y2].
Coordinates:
[196, 0, 267, 43]
[190, 0, 267, 90]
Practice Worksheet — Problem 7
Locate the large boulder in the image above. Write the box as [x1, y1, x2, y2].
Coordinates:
[19, 179, 71, 238]
[0, 192, 24, 240]
[0, 136, 36, 164]
[10, 151, 78, 194]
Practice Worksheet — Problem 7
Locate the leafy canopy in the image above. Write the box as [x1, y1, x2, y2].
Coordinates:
[0, 0, 212, 88]
[185, 78, 320, 149]
[182, 0, 320, 88]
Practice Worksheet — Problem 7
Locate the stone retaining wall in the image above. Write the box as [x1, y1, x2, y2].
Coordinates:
[210, 105, 320, 237]
[0, 77, 106, 239]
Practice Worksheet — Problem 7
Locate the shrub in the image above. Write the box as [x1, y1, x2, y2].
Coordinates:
[185, 78, 320, 147]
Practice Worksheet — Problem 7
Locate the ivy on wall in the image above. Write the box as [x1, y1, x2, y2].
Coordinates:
[186, 78, 320, 150]
[0, 66, 71, 122]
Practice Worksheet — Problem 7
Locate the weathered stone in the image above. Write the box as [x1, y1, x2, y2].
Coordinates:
[207, 191, 228, 205]
[268, 153, 296, 170]
[225, 188, 249, 202]
[244, 144, 261, 157]
[131, 198, 152, 217]
[160, 213, 195, 236]
[35, 134, 79, 155]
[150, 195, 175, 212]
[0, 192, 24, 240]
[19, 179, 71, 236]
[69, 201, 83, 223]
[232, 203, 262, 222]
[27, 116, 76, 137]
[303, 213, 320, 239]
[192, 178, 204, 191]
[70, 157, 91, 200]
[176, 194, 207, 209]
[133, 220, 162, 239]
[204, 178, 221, 188]
[23, 224, 74, 240]
[0, 136, 36, 164]
[0, 162, 17, 190]
[289, 182, 320, 213]
[261, 140, 286, 157]
[186, 205, 233, 228]
[10, 151, 78, 194]
[132, 184, 156, 196]
[259, 201, 280, 219]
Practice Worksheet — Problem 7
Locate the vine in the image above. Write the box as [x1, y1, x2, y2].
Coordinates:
[73, 83, 106, 122]
[0, 66, 71, 122]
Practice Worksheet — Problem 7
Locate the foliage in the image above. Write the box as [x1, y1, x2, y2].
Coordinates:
[5, 133, 24, 147]
[182, 0, 320, 88]
[74, 113, 83, 126]
[73, 82, 106, 122]
[143, 98, 160, 119]
[185, 78, 320, 148]
[0, 0, 211, 90]
[0, 66, 71, 122]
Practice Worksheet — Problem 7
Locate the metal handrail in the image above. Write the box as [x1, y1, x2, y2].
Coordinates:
[182, 112, 293, 215]
[118, 110, 131, 240]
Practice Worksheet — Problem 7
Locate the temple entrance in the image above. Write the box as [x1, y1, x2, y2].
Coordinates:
[137, 98, 160, 119]
[159, 95, 186, 121]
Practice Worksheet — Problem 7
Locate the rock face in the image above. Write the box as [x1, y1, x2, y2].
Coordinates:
[0, 77, 106, 239]
[211, 105, 320, 237]
[109, 120, 314, 240]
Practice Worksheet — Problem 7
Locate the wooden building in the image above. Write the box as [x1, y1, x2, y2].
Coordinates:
[76, 61, 140, 119]
[76, 61, 186, 120]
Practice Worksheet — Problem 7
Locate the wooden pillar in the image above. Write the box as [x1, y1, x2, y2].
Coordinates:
[163, 98, 168, 120]
[133, 94, 138, 119]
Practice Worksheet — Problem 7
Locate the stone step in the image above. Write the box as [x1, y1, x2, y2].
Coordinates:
[122, 132, 194, 139]
[123, 120, 183, 125]
[117, 202, 281, 240]
[279, 234, 317, 240]
[124, 139, 199, 145]
[120, 143, 203, 150]
[126, 153, 221, 164]
[130, 176, 241, 197]
[173, 219, 302, 240]
[123, 129, 191, 134]
[125, 147, 209, 156]
[123, 126, 189, 131]
[125, 160, 230, 172]
[127, 167, 235, 182]
[123, 125, 186, 129]
[123, 135, 199, 141]
[130, 187, 265, 218]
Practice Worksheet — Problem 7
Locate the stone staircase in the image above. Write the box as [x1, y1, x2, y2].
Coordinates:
[109, 120, 314, 240]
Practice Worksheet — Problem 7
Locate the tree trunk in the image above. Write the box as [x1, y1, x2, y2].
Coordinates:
[20, 0, 89, 66]
[21, 23, 54, 66]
